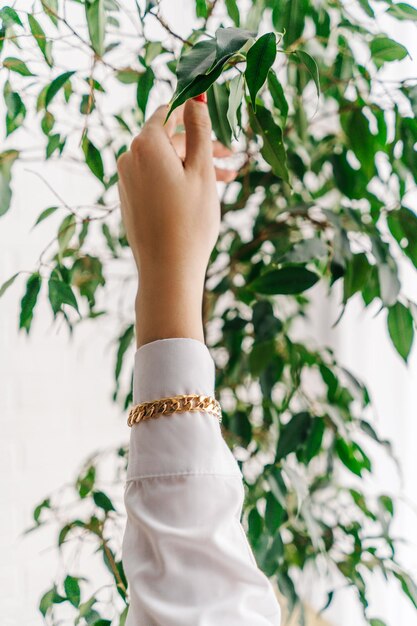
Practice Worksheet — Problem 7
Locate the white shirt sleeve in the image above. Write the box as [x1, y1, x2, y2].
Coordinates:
[122, 337, 281, 626]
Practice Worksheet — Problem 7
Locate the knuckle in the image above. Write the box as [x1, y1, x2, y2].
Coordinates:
[130, 134, 144, 154]
[116, 150, 129, 174]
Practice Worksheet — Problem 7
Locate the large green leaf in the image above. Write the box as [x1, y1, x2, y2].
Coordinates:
[167, 28, 253, 118]
[85, 0, 105, 56]
[370, 36, 408, 68]
[245, 32, 277, 109]
[249, 266, 319, 294]
[207, 82, 232, 148]
[387, 302, 414, 362]
[248, 103, 289, 183]
[0, 150, 19, 216]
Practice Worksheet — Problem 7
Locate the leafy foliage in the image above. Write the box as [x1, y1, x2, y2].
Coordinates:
[1, 0, 417, 624]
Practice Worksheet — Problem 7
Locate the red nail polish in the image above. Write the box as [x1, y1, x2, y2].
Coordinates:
[193, 92, 207, 103]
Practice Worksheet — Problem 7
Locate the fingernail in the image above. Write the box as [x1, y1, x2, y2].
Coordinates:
[193, 92, 207, 104]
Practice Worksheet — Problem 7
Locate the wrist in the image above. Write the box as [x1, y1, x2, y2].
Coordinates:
[135, 272, 206, 348]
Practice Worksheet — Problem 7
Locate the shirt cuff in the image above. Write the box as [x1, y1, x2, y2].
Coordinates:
[126, 338, 242, 482]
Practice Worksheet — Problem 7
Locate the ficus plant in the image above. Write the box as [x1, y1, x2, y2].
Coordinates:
[1, 0, 417, 624]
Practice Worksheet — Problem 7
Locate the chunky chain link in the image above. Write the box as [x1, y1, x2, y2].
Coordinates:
[127, 394, 222, 427]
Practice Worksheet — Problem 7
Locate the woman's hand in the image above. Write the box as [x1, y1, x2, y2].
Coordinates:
[117, 97, 237, 347]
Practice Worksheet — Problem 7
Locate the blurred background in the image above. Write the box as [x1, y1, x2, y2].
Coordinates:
[1, 1, 417, 625]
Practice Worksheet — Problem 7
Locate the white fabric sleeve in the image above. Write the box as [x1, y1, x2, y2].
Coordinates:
[122, 338, 281, 626]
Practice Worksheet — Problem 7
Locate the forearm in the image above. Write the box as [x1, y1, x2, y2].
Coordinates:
[135, 268, 205, 347]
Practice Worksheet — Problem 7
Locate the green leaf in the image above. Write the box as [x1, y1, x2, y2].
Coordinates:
[272, 0, 308, 46]
[19, 273, 41, 332]
[136, 67, 154, 116]
[335, 439, 371, 476]
[245, 32, 277, 109]
[387, 302, 414, 362]
[276, 412, 312, 461]
[293, 50, 320, 100]
[28, 14, 53, 66]
[167, 28, 253, 118]
[249, 266, 319, 295]
[248, 103, 289, 183]
[343, 109, 376, 178]
[4, 82, 26, 136]
[370, 36, 408, 68]
[46, 133, 61, 159]
[77, 465, 96, 498]
[195, 0, 208, 18]
[0, 150, 19, 215]
[343, 253, 372, 303]
[392, 571, 417, 609]
[0, 7, 23, 27]
[304, 418, 325, 462]
[82, 136, 104, 181]
[0, 7, 23, 28]
[57, 214, 76, 258]
[358, 0, 374, 17]
[48, 276, 79, 316]
[207, 82, 232, 148]
[267, 69, 288, 120]
[370, 620, 387, 626]
[387, 206, 417, 268]
[265, 492, 284, 533]
[227, 73, 244, 139]
[41, 0, 59, 26]
[225, 0, 240, 26]
[115, 324, 134, 386]
[2, 57, 35, 76]
[39, 586, 66, 616]
[387, 3, 417, 21]
[93, 490, 116, 512]
[0, 273, 19, 298]
[85, 0, 106, 56]
[33, 206, 59, 229]
[171, 39, 217, 102]
[64, 575, 81, 608]
[45, 71, 75, 108]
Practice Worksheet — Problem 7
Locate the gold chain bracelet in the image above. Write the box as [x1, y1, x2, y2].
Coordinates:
[127, 394, 222, 427]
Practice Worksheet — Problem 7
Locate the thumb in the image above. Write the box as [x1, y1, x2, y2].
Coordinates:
[184, 95, 213, 171]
